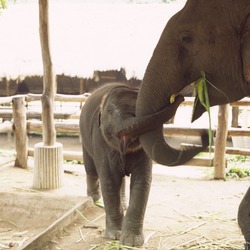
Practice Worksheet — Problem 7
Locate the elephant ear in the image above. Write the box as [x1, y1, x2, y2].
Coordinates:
[241, 14, 250, 82]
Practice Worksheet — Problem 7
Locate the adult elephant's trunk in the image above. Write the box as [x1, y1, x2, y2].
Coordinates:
[117, 95, 184, 139]
[136, 53, 208, 166]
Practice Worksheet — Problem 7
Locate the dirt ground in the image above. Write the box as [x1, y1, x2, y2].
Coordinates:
[0, 134, 250, 250]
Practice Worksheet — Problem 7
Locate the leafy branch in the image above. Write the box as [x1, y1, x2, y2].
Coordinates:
[192, 71, 212, 154]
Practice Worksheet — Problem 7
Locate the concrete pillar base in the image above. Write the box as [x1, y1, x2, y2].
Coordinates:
[33, 142, 63, 190]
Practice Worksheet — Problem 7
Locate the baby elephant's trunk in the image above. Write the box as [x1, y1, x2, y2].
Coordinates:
[117, 95, 184, 138]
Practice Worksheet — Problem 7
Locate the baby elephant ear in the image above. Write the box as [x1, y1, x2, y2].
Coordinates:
[241, 15, 250, 82]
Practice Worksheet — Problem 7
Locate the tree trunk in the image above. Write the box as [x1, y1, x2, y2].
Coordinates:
[214, 104, 229, 179]
[34, 0, 63, 190]
[39, 0, 56, 146]
[13, 97, 28, 168]
[5, 77, 10, 96]
[231, 106, 239, 128]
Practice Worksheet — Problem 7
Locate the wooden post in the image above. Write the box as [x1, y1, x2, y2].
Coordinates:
[231, 106, 239, 128]
[5, 77, 10, 96]
[33, 0, 63, 190]
[214, 104, 229, 179]
[39, 0, 56, 146]
[79, 78, 85, 94]
[12, 97, 28, 169]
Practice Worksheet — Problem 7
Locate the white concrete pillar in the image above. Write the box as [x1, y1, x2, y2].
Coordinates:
[33, 142, 63, 189]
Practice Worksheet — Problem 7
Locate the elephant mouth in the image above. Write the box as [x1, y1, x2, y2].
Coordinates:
[191, 95, 205, 122]
[174, 84, 205, 123]
[119, 135, 141, 155]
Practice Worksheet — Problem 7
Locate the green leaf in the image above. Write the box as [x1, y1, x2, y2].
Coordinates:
[94, 197, 104, 208]
[192, 71, 212, 158]
[0, 0, 7, 9]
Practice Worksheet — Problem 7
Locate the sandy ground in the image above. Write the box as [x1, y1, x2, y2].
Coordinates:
[0, 134, 250, 249]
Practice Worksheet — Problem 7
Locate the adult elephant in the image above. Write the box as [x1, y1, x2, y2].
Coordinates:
[135, 0, 250, 248]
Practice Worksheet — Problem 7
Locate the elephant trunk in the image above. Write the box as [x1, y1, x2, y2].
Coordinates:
[117, 95, 184, 139]
[136, 54, 208, 166]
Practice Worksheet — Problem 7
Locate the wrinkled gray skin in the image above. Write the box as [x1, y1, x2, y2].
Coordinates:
[135, 0, 250, 248]
[79, 83, 183, 247]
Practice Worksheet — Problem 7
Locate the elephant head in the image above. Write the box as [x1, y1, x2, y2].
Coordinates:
[136, 0, 250, 166]
[99, 84, 184, 155]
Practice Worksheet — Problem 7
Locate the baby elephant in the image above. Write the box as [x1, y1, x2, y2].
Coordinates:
[79, 83, 183, 247]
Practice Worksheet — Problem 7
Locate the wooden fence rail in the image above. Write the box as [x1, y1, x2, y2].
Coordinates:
[24, 120, 250, 137]
[1, 94, 250, 179]
[0, 93, 90, 104]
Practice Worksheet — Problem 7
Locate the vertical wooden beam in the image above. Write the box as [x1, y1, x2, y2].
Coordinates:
[214, 104, 229, 179]
[39, 0, 56, 146]
[13, 97, 28, 169]
[79, 78, 84, 94]
[231, 106, 239, 128]
[5, 77, 10, 96]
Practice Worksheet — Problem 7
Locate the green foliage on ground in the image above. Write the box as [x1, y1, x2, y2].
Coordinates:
[0, 150, 15, 157]
[64, 159, 82, 164]
[226, 155, 250, 179]
[227, 167, 250, 178]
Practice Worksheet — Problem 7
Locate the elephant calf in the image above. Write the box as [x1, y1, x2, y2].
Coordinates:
[79, 83, 183, 246]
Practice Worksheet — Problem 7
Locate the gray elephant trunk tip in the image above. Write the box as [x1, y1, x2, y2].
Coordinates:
[143, 129, 209, 167]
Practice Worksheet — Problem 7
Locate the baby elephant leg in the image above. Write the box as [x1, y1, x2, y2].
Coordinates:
[83, 150, 101, 202]
[86, 175, 101, 202]
[100, 174, 124, 241]
[120, 161, 152, 247]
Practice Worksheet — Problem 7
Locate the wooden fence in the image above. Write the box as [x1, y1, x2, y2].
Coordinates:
[1, 93, 250, 179]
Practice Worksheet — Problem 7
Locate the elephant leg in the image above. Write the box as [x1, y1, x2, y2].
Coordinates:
[238, 186, 250, 249]
[100, 173, 124, 241]
[120, 161, 152, 247]
[86, 175, 101, 202]
[120, 177, 127, 210]
[83, 149, 101, 202]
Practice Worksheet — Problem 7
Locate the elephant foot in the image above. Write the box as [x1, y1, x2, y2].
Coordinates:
[90, 193, 101, 203]
[119, 231, 144, 247]
[245, 242, 250, 250]
[104, 228, 121, 240]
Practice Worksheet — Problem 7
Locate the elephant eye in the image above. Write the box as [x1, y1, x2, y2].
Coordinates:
[183, 36, 192, 43]
[180, 32, 193, 44]
[106, 105, 114, 115]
